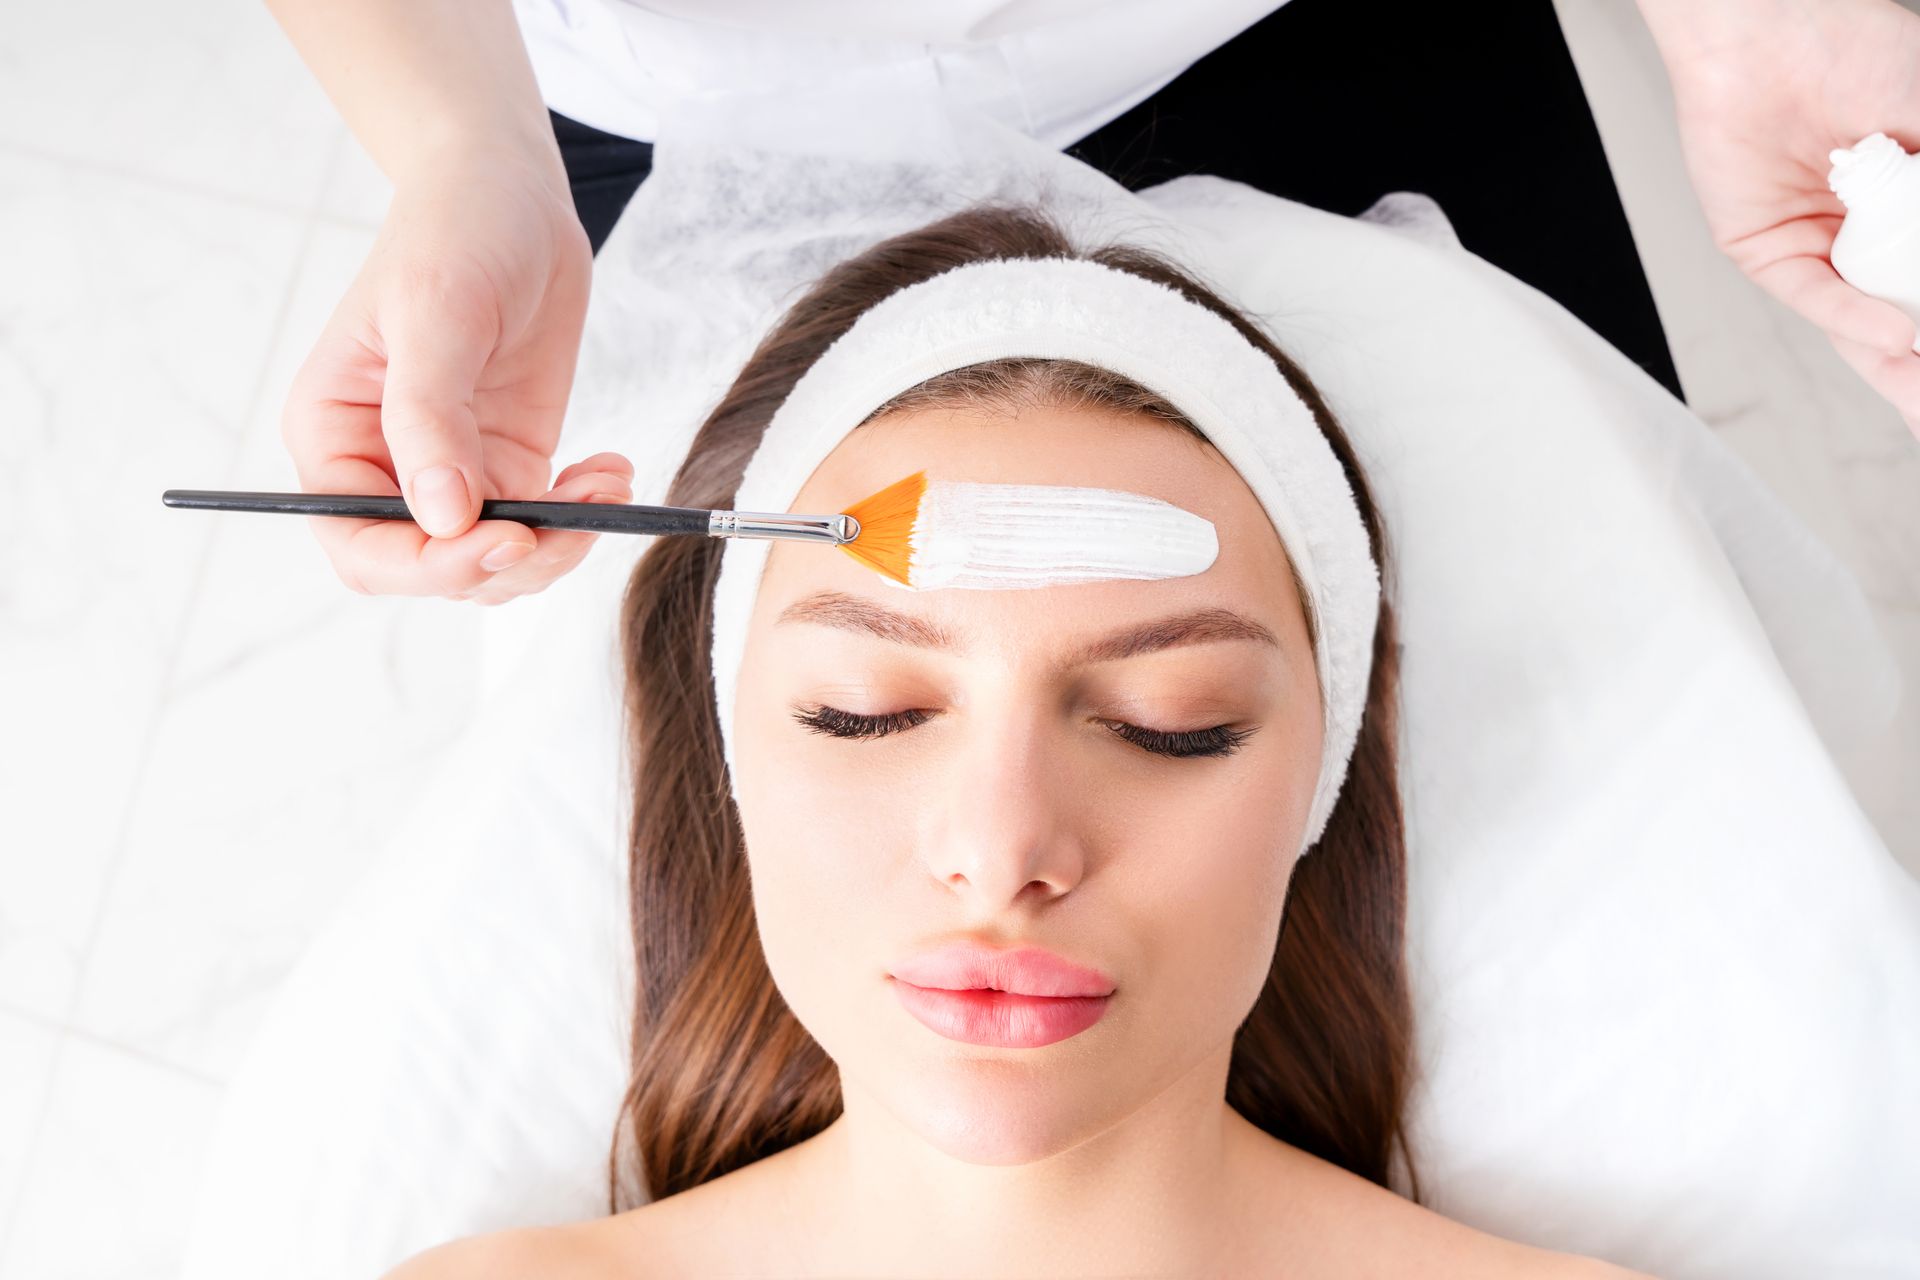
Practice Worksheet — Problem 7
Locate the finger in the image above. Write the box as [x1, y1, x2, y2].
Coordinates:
[280, 311, 393, 498]
[1825, 330, 1920, 433]
[1751, 254, 1917, 356]
[378, 267, 498, 539]
[543, 458, 636, 505]
[432, 463, 637, 606]
[297, 451, 545, 597]
[341, 512, 543, 597]
[462, 464, 636, 599]
[551, 451, 634, 488]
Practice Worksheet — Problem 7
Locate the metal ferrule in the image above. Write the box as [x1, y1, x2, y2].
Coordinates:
[708, 509, 861, 545]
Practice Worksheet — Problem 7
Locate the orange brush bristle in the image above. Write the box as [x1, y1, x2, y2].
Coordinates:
[837, 470, 927, 586]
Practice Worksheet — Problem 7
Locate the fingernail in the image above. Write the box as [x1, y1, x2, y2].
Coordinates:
[411, 466, 470, 536]
[586, 491, 627, 503]
[480, 540, 535, 572]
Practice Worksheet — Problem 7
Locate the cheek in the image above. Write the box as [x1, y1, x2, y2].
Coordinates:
[733, 702, 905, 1026]
[1096, 764, 1300, 1026]
[739, 753, 890, 900]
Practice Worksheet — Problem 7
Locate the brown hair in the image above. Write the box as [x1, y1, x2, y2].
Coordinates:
[608, 203, 1418, 1211]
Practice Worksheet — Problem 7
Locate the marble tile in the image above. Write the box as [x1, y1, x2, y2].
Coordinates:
[0, 0, 339, 212]
[159, 215, 379, 679]
[66, 590, 482, 1083]
[1552, 0, 1920, 873]
[318, 129, 394, 230]
[0, 155, 309, 1020]
[0, 624, 155, 1019]
[0, 1009, 62, 1263]
[0, 1036, 220, 1280]
[65, 221, 484, 1083]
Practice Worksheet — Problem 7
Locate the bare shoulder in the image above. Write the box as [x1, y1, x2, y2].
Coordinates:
[1376, 1193, 1660, 1280]
[1465, 1235, 1661, 1280]
[1529, 1257, 1660, 1279]
[377, 1218, 638, 1280]
[380, 1142, 814, 1278]
[1242, 1137, 1659, 1279]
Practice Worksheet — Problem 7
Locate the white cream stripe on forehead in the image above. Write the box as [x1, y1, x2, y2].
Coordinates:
[708, 256, 1382, 858]
[893, 478, 1221, 591]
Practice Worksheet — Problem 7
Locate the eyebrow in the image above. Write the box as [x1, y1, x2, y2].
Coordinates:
[775, 590, 1280, 666]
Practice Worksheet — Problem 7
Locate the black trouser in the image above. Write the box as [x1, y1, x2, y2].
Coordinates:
[548, 0, 1687, 406]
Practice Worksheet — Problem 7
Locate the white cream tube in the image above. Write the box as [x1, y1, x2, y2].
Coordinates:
[1828, 131, 1920, 355]
[897, 479, 1218, 590]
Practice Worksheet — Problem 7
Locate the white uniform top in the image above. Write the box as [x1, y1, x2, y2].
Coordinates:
[511, 0, 1289, 146]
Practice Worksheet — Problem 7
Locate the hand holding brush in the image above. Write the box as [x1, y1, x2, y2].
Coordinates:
[165, 469, 1219, 597]
[240, 452, 640, 603]
[164, 471, 932, 599]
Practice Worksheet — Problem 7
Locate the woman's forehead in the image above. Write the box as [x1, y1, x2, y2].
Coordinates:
[764, 402, 1305, 641]
[794, 401, 1229, 505]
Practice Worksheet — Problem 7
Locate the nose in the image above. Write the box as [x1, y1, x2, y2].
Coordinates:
[920, 701, 1089, 911]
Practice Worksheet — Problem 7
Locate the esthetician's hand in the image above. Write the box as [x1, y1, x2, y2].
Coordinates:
[280, 144, 633, 603]
[1640, 0, 1920, 440]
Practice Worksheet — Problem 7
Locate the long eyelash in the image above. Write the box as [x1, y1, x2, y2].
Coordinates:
[1103, 720, 1256, 759]
[791, 704, 931, 739]
[792, 704, 1254, 760]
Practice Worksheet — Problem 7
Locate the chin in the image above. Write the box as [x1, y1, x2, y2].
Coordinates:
[881, 1059, 1124, 1166]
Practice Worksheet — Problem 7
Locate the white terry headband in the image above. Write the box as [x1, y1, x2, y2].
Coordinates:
[709, 256, 1381, 856]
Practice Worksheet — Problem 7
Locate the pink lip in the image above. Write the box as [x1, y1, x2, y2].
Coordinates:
[888, 943, 1115, 1049]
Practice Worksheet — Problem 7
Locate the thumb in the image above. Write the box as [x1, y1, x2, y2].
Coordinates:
[379, 280, 496, 538]
[1756, 253, 1918, 357]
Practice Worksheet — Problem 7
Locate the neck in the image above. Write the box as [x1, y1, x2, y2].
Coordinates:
[788, 1042, 1269, 1275]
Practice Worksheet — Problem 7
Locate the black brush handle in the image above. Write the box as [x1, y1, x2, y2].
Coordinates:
[160, 489, 712, 537]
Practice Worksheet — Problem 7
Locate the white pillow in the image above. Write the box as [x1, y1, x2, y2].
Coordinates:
[181, 93, 1920, 1280]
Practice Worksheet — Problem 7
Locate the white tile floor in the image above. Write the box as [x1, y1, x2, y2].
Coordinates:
[2, 0, 1915, 1274]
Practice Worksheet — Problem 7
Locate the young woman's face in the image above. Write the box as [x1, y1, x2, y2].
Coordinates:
[730, 399, 1324, 1164]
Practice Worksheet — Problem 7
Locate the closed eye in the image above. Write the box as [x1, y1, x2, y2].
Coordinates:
[790, 704, 1255, 759]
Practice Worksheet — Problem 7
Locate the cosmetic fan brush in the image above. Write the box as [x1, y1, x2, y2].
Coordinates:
[161, 471, 930, 584]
